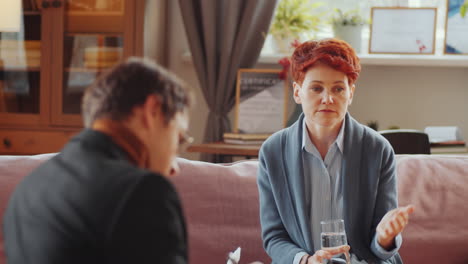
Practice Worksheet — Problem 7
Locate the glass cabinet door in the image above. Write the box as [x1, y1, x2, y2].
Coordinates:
[52, 0, 134, 126]
[0, 6, 44, 125]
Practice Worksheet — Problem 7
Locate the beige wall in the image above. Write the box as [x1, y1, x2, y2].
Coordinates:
[143, 0, 167, 64]
[351, 66, 468, 142]
[160, 2, 468, 161]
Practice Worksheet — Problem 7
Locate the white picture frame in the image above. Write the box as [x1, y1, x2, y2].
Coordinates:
[234, 69, 288, 134]
[369, 7, 437, 54]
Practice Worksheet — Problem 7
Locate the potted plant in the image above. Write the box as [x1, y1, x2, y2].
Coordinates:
[269, 0, 325, 53]
[330, 8, 368, 53]
[367, 120, 379, 131]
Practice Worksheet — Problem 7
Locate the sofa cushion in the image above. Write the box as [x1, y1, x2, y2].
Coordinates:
[0, 153, 56, 264]
[397, 155, 468, 264]
[171, 158, 270, 264]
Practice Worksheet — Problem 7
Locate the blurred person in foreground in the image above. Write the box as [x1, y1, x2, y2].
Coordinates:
[3, 57, 193, 264]
[257, 39, 414, 264]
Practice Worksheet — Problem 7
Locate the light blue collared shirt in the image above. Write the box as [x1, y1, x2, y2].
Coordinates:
[293, 119, 401, 264]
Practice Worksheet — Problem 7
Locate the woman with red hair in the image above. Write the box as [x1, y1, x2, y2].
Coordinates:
[257, 39, 413, 264]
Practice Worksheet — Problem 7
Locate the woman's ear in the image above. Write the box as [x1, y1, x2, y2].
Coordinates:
[293, 82, 302, 104]
[348, 84, 356, 105]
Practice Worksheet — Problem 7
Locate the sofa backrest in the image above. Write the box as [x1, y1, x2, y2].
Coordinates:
[1, 154, 468, 264]
[396, 155, 468, 264]
[0, 153, 56, 264]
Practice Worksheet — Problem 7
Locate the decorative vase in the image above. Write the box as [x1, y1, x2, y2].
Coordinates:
[333, 25, 363, 53]
[272, 35, 297, 54]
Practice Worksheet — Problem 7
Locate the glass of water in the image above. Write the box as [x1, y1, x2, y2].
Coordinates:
[320, 219, 350, 264]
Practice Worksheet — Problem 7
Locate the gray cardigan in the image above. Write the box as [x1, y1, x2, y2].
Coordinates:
[257, 113, 402, 264]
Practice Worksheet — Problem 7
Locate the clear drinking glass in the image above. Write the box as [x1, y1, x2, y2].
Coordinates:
[320, 219, 350, 264]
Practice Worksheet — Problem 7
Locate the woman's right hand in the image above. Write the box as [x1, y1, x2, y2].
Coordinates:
[299, 245, 350, 264]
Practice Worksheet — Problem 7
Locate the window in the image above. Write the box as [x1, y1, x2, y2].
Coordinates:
[261, 0, 448, 56]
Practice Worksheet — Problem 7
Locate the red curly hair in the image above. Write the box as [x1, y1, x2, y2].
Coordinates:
[291, 38, 361, 85]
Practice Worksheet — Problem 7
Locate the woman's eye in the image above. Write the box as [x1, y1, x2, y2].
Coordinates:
[334, 87, 345, 93]
[311, 86, 323, 92]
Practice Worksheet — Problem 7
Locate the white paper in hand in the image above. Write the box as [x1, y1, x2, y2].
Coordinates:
[227, 247, 241, 264]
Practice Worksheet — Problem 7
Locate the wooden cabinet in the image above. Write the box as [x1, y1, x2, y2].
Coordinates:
[0, 0, 144, 154]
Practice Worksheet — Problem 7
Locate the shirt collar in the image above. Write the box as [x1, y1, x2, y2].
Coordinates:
[92, 118, 149, 168]
[336, 119, 345, 153]
[302, 118, 346, 154]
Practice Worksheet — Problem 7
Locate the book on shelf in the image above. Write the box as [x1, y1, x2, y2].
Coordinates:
[0, 40, 41, 50]
[430, 145, 468, 154]
[0, 59, 41, 68]
[83, 47, 122, 69]
[223, 132, 271, 141]
[430, 140, 465, 147]
[430, 140, 467, 154]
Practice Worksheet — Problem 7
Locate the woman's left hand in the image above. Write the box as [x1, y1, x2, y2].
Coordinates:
[376, 205, 415, 250]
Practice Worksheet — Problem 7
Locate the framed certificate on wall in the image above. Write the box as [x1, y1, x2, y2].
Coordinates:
[234, 69, 288, 134]
[369, 7, 437, 54]
[445, 0, 468, 54]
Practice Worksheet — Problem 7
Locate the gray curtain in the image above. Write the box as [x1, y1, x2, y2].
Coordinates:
[179, 0, 276, 162]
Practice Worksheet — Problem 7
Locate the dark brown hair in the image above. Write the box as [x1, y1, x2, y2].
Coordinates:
[291, 38, 361, 85]
[82, 57, 193, 127]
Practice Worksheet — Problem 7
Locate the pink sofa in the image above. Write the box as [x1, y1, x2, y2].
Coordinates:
[1, 154, 468, 264]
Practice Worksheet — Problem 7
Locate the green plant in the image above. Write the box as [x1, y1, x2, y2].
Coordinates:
[331, 8, 368, 26]
[367, 120, 379, 131]
[461, 0, 468, 18]
[269, 0, 325, 39]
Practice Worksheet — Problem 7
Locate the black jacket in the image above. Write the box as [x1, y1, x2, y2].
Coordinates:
[3, 129, 187, 264]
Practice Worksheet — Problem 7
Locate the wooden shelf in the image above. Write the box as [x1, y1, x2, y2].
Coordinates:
[66, 13, 124, 34]
[67, 11, 123, 16]
[0, 66, 40, 71]
[23, 11, 41, 16]
[65, 32, 122, 37]
[257, 53, 468, 67]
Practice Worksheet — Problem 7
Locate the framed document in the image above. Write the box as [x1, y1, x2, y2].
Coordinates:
[445, 0, 468, 54]
[234, 69, 288, 134]
[369, 7, 437, 54]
